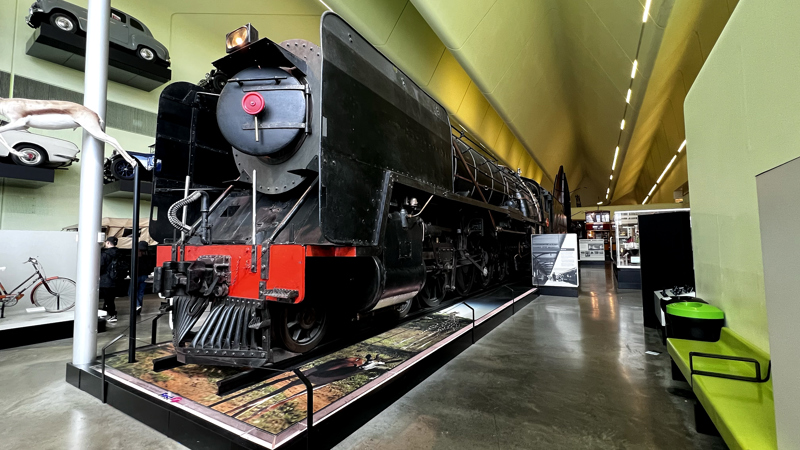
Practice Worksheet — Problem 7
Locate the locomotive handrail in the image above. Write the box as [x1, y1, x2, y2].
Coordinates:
[454, 142, 496, 229]
[188, 183, 237, 236]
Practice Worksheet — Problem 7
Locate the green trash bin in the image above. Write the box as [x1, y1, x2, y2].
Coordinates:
[665, 302, 725, 342]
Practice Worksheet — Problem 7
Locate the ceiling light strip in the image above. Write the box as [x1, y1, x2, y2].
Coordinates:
[642, 0, 652, 23]
[612, 146, 619, 170]
[626, 89, 632, 103]
[678, 139, 687, 153]
[631, 60, 638, 79]
[657, 155, 678, 183]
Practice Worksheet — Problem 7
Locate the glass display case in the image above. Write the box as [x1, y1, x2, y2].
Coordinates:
[615, 211, 641, 268]
[614, 209, 691, 268]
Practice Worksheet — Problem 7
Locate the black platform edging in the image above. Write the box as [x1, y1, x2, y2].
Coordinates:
[103, 179, 154, 200]
[0, 162, 54, 188]
[537, 286, 579, 297]
[0, 317, 106, 350]
[67, 291, 538, 450]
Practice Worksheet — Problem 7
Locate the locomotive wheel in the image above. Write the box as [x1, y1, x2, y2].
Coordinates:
[392, 297, 414, 319]
[478, 250, 494, 288]
[454, 264, 475, 296]
[415, 273, 445, 309]
[496, 259, 509, 282]
[277, 304, 328, 353]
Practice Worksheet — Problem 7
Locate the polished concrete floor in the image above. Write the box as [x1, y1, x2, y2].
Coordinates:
[0, 265, 725, 449]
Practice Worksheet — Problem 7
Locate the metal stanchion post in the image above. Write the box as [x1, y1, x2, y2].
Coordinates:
[128, 164, 140, 363]
[73, 0, 111, 366]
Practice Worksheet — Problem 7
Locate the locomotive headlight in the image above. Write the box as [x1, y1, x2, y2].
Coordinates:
[226, 24, 259, 53]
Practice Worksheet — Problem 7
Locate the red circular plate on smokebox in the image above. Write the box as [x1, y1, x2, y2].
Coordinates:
[242, 92, 265, 115]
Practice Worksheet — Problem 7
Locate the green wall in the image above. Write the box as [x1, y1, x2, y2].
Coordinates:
[684, 0, 800, 352]
[0, 0, 326, 231]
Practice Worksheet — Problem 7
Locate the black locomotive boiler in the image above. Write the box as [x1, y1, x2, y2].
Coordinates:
[149, 13, 569, 368]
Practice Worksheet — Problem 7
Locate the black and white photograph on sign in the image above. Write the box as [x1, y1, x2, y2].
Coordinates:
[531, 234, 579, 286]
[585, 211, 610, 223]
[579, 238, 605, 261]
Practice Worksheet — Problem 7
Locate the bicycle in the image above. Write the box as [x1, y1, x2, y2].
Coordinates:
[0, 257, 76, 317]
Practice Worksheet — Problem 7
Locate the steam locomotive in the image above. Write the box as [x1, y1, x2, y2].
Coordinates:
[149, 13, 570, 368]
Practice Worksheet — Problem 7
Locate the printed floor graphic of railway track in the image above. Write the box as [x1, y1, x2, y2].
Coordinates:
[105, 310, 473, 435]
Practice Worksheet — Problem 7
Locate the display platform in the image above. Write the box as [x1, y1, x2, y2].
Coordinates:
[103, 179, 153, 200]
[25, 24, 171, 91]
[0, 309, 106, 350]
[66, 283, 538, 450]
[0, 163, 54, 188]
[613, 264, 641, 289]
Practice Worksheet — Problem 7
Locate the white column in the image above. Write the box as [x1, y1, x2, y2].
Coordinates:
[72, 0, 111, 366]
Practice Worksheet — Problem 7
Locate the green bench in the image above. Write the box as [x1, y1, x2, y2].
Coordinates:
[667, 327, 776, 450]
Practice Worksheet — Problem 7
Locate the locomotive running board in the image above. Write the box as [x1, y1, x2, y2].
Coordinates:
[70, 283, 538, 450]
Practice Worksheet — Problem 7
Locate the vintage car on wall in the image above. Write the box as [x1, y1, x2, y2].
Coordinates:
[25, 0, 170, 66]
[0, 123, 79, 168]
[104, 150, 158, 182]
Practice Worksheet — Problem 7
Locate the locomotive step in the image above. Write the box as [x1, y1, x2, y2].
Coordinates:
[262, 288, 299, 300]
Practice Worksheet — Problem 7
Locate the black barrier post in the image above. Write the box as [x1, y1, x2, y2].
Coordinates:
[462, 302, 475, 344]
[294, 368, 314, 450]
[151, 312, 166, 345]
[128, 163, 141, 364]
[102, 333, 126, 403]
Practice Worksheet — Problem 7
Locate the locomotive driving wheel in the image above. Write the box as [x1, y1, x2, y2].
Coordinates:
[415, 273, 446, 309]
[478, 250, 494, 288]
[454, 263, 475, 296]
[277, 304, 328, 353]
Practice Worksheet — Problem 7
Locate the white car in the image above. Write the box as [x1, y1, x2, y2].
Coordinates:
[0, 125, 79, 168]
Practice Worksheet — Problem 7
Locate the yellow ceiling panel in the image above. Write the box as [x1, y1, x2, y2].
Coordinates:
[477, 107, 504, 149]
[427, 49, 473, 113]
[322, 0, 409, 46]
[456, 81, 491, 132]
[493, 125, 515, 162]
[412, 0, 497, 49]
[451, 1, 550, 93]
[383, 3, 446, 85]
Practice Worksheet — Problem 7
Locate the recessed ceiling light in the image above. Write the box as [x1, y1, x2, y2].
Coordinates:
[606, 194, 609, 199]
[678, 139, 687, 153]
[626, 89, 632, 103]
[597, 201, 603, 205]
[631, 60, 638, 79]
[606, 188, 610, 194]
[610, 174, 613, 180]
[612, 146, 619, 170]
[657, 155, 678, 183]
[620, 119, 626, 130]
[643, 0, 652, 22]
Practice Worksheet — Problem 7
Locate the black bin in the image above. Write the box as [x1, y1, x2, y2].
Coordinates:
[665, 302, 724, 342]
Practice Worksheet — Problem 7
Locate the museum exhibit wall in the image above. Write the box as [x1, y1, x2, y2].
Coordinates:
[323, 0, 545, 185]
[571, 203, 687, 223]
[684, 0, 800, 353]
[0, 230, 77, 316]
[0, 0, 328, 231]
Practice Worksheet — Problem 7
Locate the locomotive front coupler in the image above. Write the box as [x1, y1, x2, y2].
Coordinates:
[153, 255, 231, 300]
